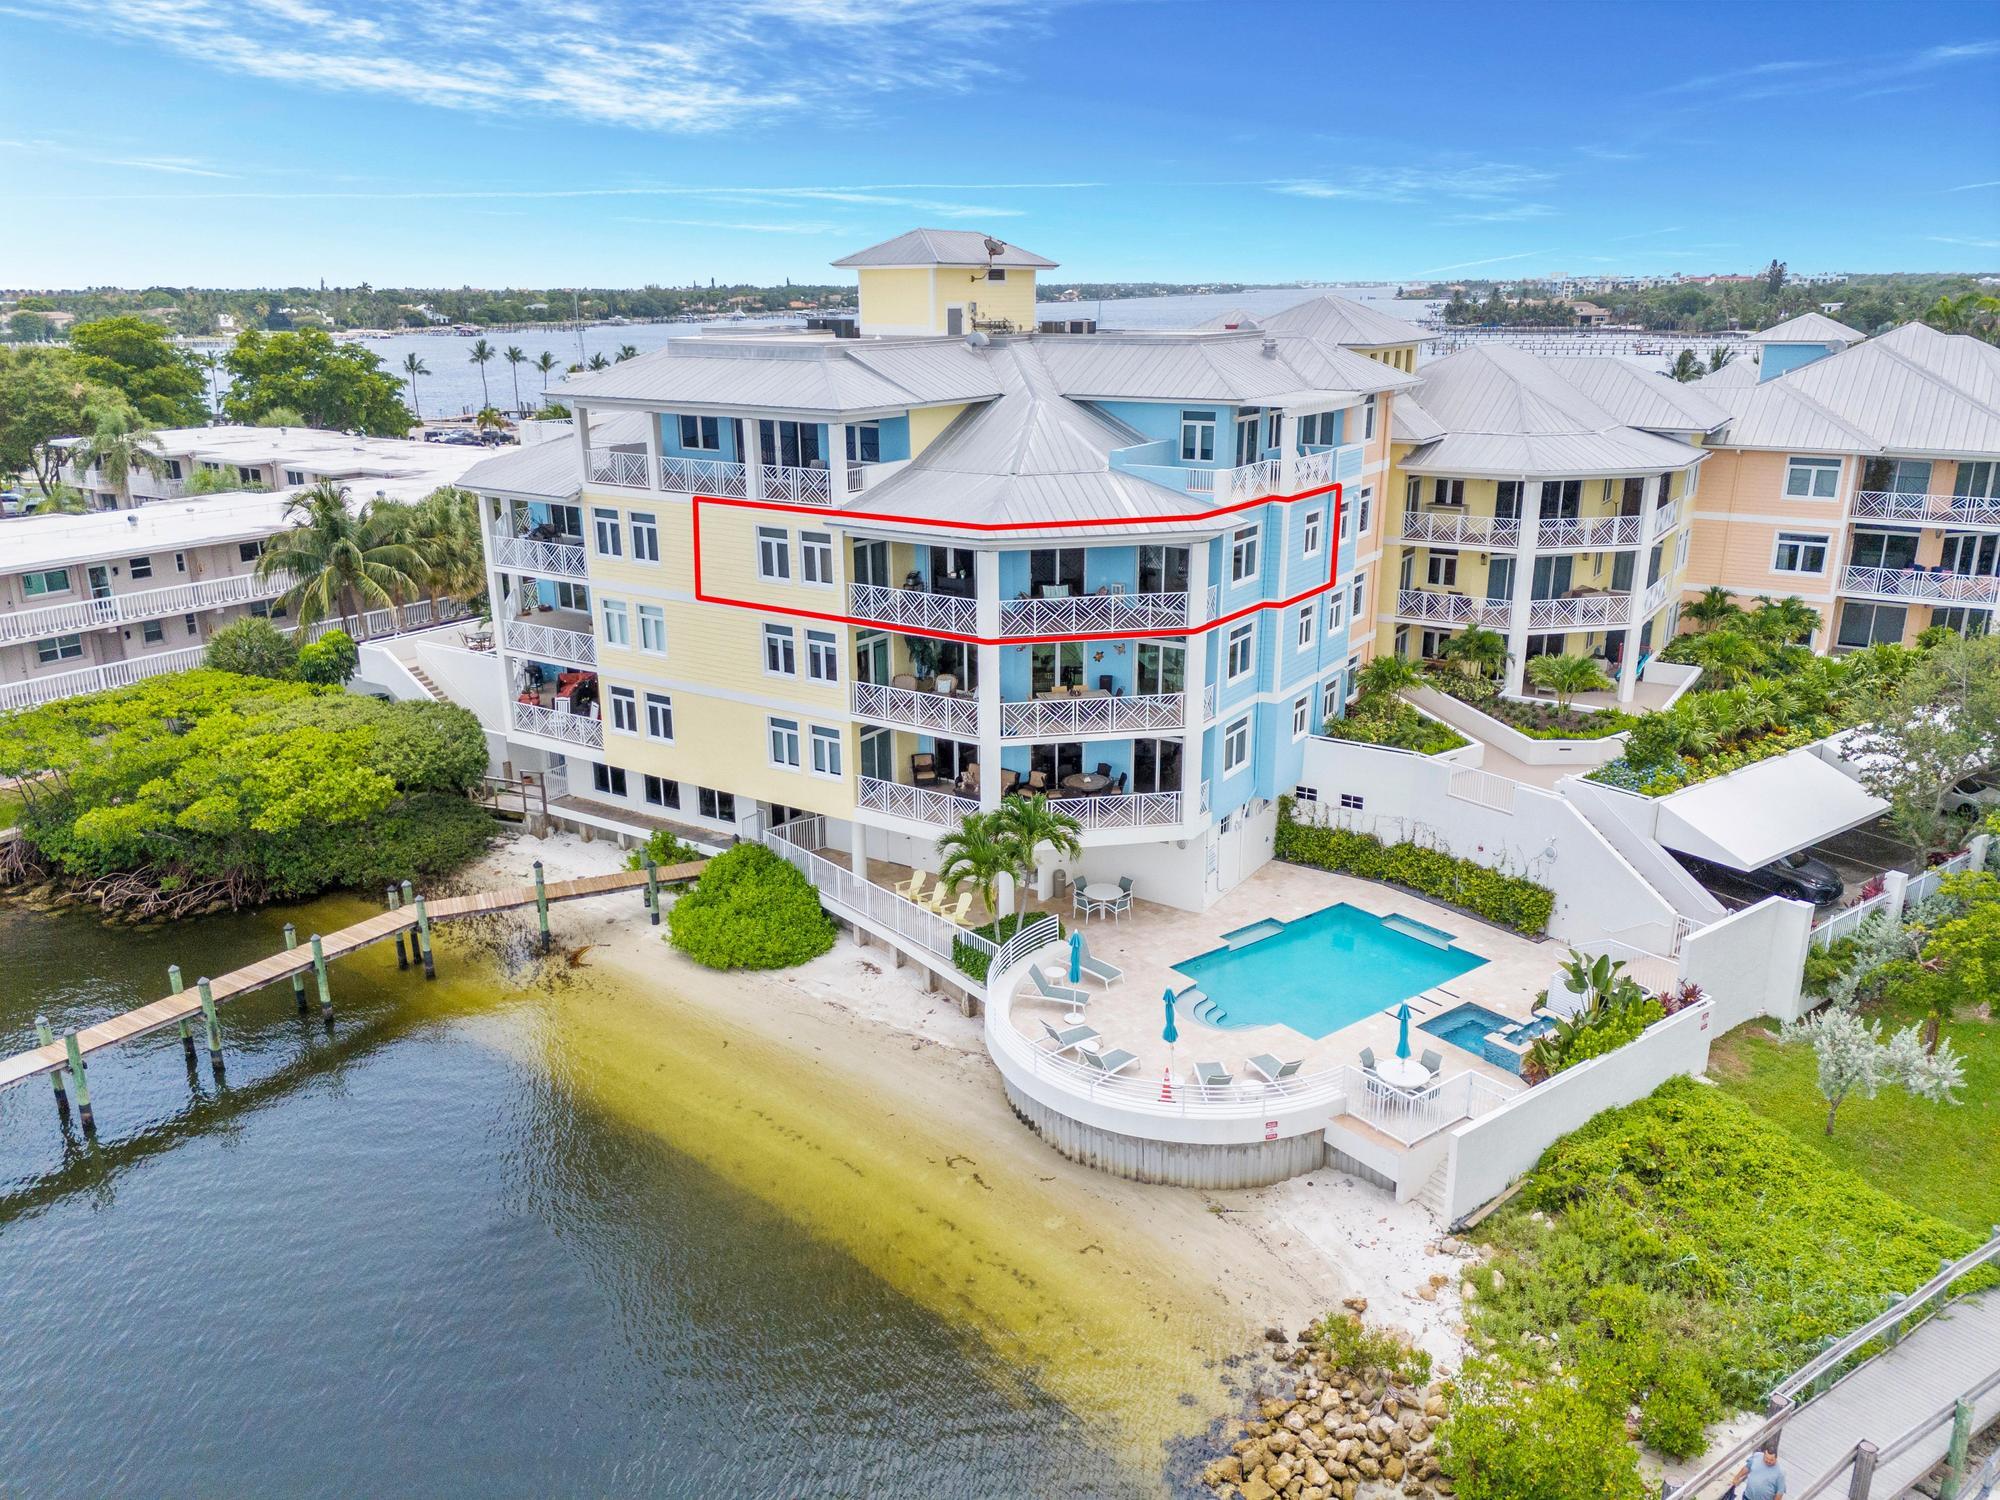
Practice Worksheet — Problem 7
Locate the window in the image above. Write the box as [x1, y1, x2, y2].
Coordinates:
[1349, 570, 1366, 617]
[637, 604, 666, 654]
[1222, 715, 1251, 774]
[763, 623, 797, 676]
[609, 686, 638, 734]
[644, 774, 681, 809]
[846, 423, 880, 463]
[643, 692, 674, 741]
[1405, 475, 1422, 509]
[1226, 622, 1254, 680]
[184, 613, 198, 636]
[1784, 456, 1841, 499]
[806, 629, 839, 682]
[768, 717, 801, 769]
[1494, 481, 1523, 519]
[1326, 590, 1345, 631]
[1773, 531, 1830, 575]
[985, 267, 1007, 282]
[1862, 457, 1932, 496]
[1230, 525, 1259, 583]
[591, 762, 628, 798]
[600, 599, 630, 648]
[1954, 461, 1999, 499]
[698, 786, 736, 823]
[249, 600, 270, 618]
[1291, 694, 1310, 740]
[1427, 554, 1458, 587]
[1357, 488, 1373, 535]
[1296, 603, 1315, 650]
[800, 530, 833, 586]
[757, 526, 790, 581]
[1836, 601, 1906, 649]
[1338, 792, 1364, 811]
[129, 556, 153, 580]
[1363, 394, 1377, 442]
[164, 459, 182, 480]
[1433, 479, 1465, 508]
[238, 541, 262, 563]
[284, 469, 306, 487]
[141, 619, 164, 644]
[1302, 509, 1323, 558]
[175, 552, 186, 574]
[593, 507, 622, 556]
[629, 511, 659, 563]
[810, 725, 843, 778]
[1341, 493, 1356, 540]
[1300, 411, 1340, 446]
[678, 414, 721, 451]
[35, 635, 84, 663]
[21, 568, 70, 597]
[554, 580, 590, 612]
[237, 466, 257, 484]
[1179, 410, 1216, 463]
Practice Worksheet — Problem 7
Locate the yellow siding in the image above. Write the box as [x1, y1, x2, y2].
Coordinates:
[602, 694, 857, 817]
[856, 267, 935, 332]
[947, 268, 1037, 331]
[908, 403, 966, 457]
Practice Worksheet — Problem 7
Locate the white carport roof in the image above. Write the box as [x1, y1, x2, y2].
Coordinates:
[1654, 748, 1889, 871]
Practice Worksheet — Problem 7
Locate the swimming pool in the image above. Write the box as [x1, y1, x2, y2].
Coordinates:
[1175, 904, 1486, 1039]
[1420, 1002, 1557, 1075]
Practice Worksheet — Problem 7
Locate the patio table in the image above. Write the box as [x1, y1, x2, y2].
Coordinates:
[1062, 774, 1111, 794]
[1374, 1056, 1430, 1090]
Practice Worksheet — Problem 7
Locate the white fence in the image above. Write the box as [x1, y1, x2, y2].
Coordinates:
[1188, 456, 1281, 503]
[850, 679, 979, 737]
[1809, 890, 1892, 948]
[500, 618, 597, 666]
[488, 535, 588, 578]
[1853, 488, 2000, 527]
[763, 817, 973, 963]
[1527, 592, 1632, 629]
[1907, 847, 1977, 904]
[0, 570, 293, 645]
[1050, 791, 1182, 830]
[856, 775, 979, 826]
[1330, 1065, 1515, 1146]
[1401, 512, 1521, 548]
[1000, 692, 1185, 738]
[659, 454, 748, 498]
[1395, 589, 1510, 626]
[1841, 565, 2000, 604]
[998, 591, 1190, 637]
[510, 699, 603, 748]
[586, 449, 648, 488]
[846, 583, 976, 636]
[1535, 515, 1641, 549]
[1447, 764, 1517, 812]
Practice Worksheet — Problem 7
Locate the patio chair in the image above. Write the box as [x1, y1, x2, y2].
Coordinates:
[1029, 966, 1089, 1009]
[1095, 762, 1112, 780]
[1039, 1020, 1102, 1056]
[894, 869, 930, 902]
[923, 882, 958, 915]
[1078, 1045, 1139, 1077]
[939, 891, 973, 926]
[1028, 770, 1049, 793]
[1106, 875, 1134, 920]
[910, 752, 939, 787]
[1418, 1048, 1444, 1078]
[1246, 1054, 1304, 1088]
[1072, 884, 1103, 920]
[1001, 768, 1021, 795]
[892, 673, 918, 691]
[1072, 933, 1123, 987]
[1192, 1060, 1232, 1089]
[1359, 1046, 1379, 1075]
[1112, 772, 1128, 794]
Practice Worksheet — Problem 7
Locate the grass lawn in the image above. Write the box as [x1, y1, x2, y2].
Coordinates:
[1709, 1001, 1999, 1236]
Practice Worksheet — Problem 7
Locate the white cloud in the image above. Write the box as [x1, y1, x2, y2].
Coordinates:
[1273, 161, 1556, 204]
[1946, 180, 2000, 192]
[1415, 249, 1557, 276]
[1441, 203, 1556, 225]
[1929, 235, 2000, 250]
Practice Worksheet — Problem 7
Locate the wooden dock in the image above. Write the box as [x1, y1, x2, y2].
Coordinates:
[0, 860, 705, 1094]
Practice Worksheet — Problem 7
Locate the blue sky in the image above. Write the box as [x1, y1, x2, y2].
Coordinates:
[3, 0, 1997, 289]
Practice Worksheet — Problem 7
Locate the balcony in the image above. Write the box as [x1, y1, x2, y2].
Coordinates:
[0, 571, 291, 646]
[856, 775, 980, 827]
[1644, 497, 1685, 540]
[850, 679, 979, 737]
[1000, 692, 1186, 739]
[586, 448, 866, 508]
[1112, 442, 1359, 507]
[1400, 511, 1522, 548]
[511, 699, 604, 749]
[1853, 490, 2000, 529]
[847, 582, 977, 636]
[1394, 589, 1510, 626]
[1049, 790, 1183, 830]
[0, 644, 208, 712]
[1841, 566, 2000, 605]
[1534, 514, 1642, 549]
[1526, 591, 1633, 630]
[501, 617, 596, 666]
[489, 534, 588, 578]
[998, 590, 1190, 637]
[586, 449, 652, 489]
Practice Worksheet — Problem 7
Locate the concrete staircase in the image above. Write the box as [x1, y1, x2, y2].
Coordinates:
[1416, 1161, 1449, 1218]
[405, 662, 443, 700]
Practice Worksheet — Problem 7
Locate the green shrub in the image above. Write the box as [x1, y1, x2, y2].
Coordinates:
[205, 617, 299, 679]
[1308, 1312, 1432, 1385]
[1275, 802, 1554, 934]
[1636, 1350, 1720, 1459]
[667, 843, 835, 970]
[1438, 1370, 1647, 1500]
[624, 828, 705, 873]
[295, 628, 358, 685]
[257, 792, 495, 896]
[1320, 698, 1469, 756]
[1426, 670, 1636, 740]
[951, 909, 1064, 982]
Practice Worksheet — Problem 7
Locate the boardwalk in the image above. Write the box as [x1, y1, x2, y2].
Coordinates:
[0, 860, 705, 1092]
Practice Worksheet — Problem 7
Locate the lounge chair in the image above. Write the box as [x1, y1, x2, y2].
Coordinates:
[1038, 1020, 1101, 1056]
[939, 891, 973, 926]
[1078, 1045, 1139, 1077]
[1028, 966, 1089, 1009]
[1071, 933, 1123, 987]
[1418, 1048, 1444, 1078]
[894, 869, 930, 902]
[1192, 1060, 1232, 1088]
[1247, 1054, 1304, 1087]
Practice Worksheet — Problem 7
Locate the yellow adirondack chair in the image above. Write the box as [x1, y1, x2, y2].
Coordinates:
[895, 868, 930, 902]
[940, 892, 973, 926]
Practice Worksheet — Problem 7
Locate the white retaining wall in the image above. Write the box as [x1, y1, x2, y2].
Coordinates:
[1295, 737, 1680, 948]
[1556, 775, 1728, 927]
[1682, 896, 1814, 1030]
[414, 638, 509, 731]
[1440, 1000, 1716, 1225]
[1409, 685, 1627, 770]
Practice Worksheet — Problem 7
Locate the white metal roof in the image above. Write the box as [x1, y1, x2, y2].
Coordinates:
[831, 228, 1058, 269]
[552, 335, 1005, 412]
[1036, 329, 1414, 403]
[1540, 357, 1733, 435]
[1744, 311, 1865, 347]
[1253, 292, 1434, 350]
[1654, 748, 1888, 870]
[1391, 394, 1446, 445]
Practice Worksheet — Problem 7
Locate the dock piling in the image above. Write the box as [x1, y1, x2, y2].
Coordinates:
[310, 934, 333, 1019]
[414, 896, 436, 979]
[35, 1016, 68, 1117]
[388, 887, 410, 970]
[645, 855, 660, 927]
[533, 861, 550, 953]
[282, 923, 307, 1011]
[63, 1031, 93, 1131]
[197, 977, 223, 1072]
[169, 963, 196, 1059]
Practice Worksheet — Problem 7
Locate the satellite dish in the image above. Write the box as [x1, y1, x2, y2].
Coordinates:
[983, 237, 1006, 259]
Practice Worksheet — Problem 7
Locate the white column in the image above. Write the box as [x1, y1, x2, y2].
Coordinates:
[642, 408, 663, 492]
[1615, 478, 1652, 704]
[1504, 479, 1539, 697]
[975, 548, 1002, 813]
[1183, 541, 1211, 829]
[575, 403, 593, 480]
[1277, 410, 1303, 494]
[849, 816, 871, 887]
[744, 414, 765, 501]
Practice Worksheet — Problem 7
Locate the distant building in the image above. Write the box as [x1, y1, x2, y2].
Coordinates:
[1569, 301, 1612, 328]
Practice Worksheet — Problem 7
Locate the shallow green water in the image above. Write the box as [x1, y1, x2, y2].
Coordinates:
[0, 898, 1207, 1496]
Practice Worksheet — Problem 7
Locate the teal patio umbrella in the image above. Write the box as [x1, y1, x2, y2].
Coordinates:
[1162, 986, 1180, 1100]
[1069, 929, 1084, 985]
[1394, 1002, 1414, 1061]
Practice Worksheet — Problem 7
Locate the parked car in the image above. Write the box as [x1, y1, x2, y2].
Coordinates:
[1674, 848, 1845, 906]
[1943, 771, 2000, 819]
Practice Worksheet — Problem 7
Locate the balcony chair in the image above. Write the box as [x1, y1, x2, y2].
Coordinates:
[1095, 762, 1112, 780]
[910, 753, 939, 787]
[894, 869, 930, 902]
[1418, 1048, 1444, 1078]
[1097, 674, 1113, 693]
[1112, 772, 1128, 795]
[1028, 770, 1049, 793]
[1000, 768, 1021, 795]
[892, 673, 918, 691]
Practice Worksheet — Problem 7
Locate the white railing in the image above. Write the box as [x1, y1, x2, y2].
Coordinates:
[850, 679, 980, 737]
[759, 464, 834, 506]
[1291, 447, 1336, 492]
[1810, 891, 1891, 947]
[1332, 1065, 1516, 1146]
[0, 645, 210, 711]
[1049, 791, 1182, 830]
[1535, 514, 1641, 548]
[989, 913, 1061, 980]
[1907, 848, 1976, 907]
[856, 775, 980, 826]
[1526, 592, 1631, 629]
[488, 535, 588, 578]
[1000, 692, 1185, 738]
[1853, 489, 2000, 528]
[1199, 779, 1211, 814]
[1187, 456, 1281, 504]
[1572, 936, 1682, 996]
[847, 582, 976, 635]
[1447, 765, 1517, 813]
[1200, 682, 1216, 721]
[1643, 577, 1670, 616]
[658, 454, 749, 498]
[1395, 589, 1509, 625]
[1401, 512, 1522, 548]
[0, 571, 293, 644]
[763, 817, 972, 963]
[501, 618, 597, 666]
[1644, 497, 1684, 539]
[1841, 565, 2000, 604]
[1204, 583, 1220, 621]
[586, 449, 649, 488]
[510, 699, 603, 748]
[998, 591, 1191, 637]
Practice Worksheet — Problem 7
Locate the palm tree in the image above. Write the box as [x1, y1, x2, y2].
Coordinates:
[993, 794, 1083, 907]
[585, 352, 610, 371]
[400, 485, 484, 621]
[71, 399, 165, 511]
[1525, 653, 1611, 712]
[534, 350, 558, 386]
[935, 812, 1024, 925]
[1683, 585, 1743, 633]
[504, 345, 526, 413]
[468, 337, 494, 408]
[1923, 292, 2000, 341]
[256, 481, 422, 639]
[401, 353, 430, 420]
[29, 482, 90, 515]
[1748, 595, 1820, 645]
[475, 405, 507, 435]
[1685, 629, 1767, 689]
[1438, 624, 1509, 680]
[1358, 653, 1422, 701]
[1707, 346, 1734, 373]
[615, 343, 639, 362]
[1669, 349, 1702, 383]
[198, 350, 224, 414]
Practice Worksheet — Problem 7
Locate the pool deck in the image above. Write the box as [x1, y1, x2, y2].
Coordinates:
[1012, 861, 1555, 1092]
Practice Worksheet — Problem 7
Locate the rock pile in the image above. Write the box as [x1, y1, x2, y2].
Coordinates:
[1201, 1327, 1453, 1500]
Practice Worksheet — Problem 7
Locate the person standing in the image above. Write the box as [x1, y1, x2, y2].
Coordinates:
[1726, 1438, 1787, 1500]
